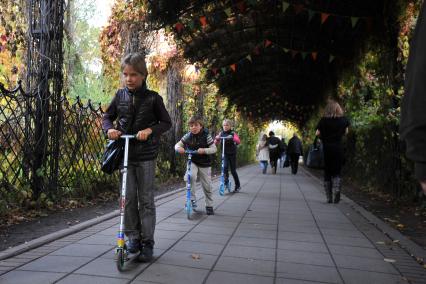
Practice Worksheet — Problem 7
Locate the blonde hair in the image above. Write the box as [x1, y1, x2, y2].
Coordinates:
[223, 119, 233, 127]
[121, 52, 148, 76]
[323, 99, 344, 118]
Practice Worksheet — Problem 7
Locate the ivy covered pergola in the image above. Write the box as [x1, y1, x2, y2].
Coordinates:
[146, 0, 385, 123]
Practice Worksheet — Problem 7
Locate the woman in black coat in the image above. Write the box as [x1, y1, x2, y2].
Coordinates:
[316, 100, 350, 203]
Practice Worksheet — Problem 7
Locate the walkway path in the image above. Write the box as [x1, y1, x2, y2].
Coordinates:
[0, 165, 425, 283]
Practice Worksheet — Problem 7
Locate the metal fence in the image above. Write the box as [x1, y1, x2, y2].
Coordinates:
[0, 81, 117, 202]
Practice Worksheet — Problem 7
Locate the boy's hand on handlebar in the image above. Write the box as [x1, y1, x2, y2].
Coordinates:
[198, 148, 206, 154]
[176, 147, 185, 154]
[136, 128, 152, 141]
[107, 129, 122, 140]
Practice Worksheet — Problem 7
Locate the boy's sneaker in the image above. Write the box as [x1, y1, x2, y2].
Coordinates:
[191, 199, 197, 208]
[206, 206, 214, 215]
[138, 244, 153, 262]
[127, 239, 141, 254]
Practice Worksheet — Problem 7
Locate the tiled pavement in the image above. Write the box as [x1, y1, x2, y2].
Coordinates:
[0, 165, 425, 284]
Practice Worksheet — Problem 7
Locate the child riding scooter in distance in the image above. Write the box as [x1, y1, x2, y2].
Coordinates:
[175, 115, 217, 215]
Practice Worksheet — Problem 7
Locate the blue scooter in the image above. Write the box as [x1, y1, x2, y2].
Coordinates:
[182, 149, 198, 219]
[219, 135, 234, 196]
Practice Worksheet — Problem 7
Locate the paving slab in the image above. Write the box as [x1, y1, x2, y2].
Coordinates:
[0, 165, 424, 284]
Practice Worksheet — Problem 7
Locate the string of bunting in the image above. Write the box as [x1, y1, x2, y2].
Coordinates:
[174, 0, 369, 35]
[209, 39, 337, 77]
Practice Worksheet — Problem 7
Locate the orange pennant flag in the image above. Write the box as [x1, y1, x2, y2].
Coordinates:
[175, 22, 184, 33]
[264, 39, 272, 48]
[230, 64, 236, 72]
[200, 16, 207, 27]
[312, 52, 318, 61]
[321, 13, 330, 24]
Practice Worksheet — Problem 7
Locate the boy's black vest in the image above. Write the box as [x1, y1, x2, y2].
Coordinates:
[183, 129, 212, 167]
[219, 130, 237, 155]
[115, 86, 159, 162]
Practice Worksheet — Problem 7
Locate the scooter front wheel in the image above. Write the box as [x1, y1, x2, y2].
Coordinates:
[186, 199, 192, 220]
[219, 184, 225, 196]
[116, 248, 125, 271]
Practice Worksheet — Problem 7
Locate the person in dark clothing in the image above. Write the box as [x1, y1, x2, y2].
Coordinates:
[268, 131, 283, 174]
[400, 2, 426, 200]
[280, 138, 287, 168]
[214, 119, 241, 192]
[287, 133, 303, 174]
[316, 100, 349, 203]
[102, 52, 172, 262]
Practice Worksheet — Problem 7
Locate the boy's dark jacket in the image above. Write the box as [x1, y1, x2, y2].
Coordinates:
[181, 129, 214, 167]
[102, 84, 172, 162]
[400, 2, 426, 181]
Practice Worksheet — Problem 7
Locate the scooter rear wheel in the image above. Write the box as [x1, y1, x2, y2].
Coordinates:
[227, 181, 232, 193]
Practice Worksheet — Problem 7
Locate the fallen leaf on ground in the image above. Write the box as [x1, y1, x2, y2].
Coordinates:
[393, 240, 400, 243]
[376, 241, 385, 245]
[384, 258, 396, 263]
[191, 254, 200, 260]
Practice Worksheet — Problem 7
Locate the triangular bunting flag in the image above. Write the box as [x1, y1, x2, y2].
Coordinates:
[329, 55, 335, 63]
[246, 55, 252, 62]
[282, 1, 290, 12]
[308, 10, 315, 22]
[283, 48, 289, 53]
[230, 64, 236, 72]
[221, 67, 227, 74]
[291, 50, 298, 58]
[212, 68, 218, 75]
[264, 39, 272, 48]
[321, 13, 330, 24]
[301, 52, 307, 60]
[188, 20, 195, 30]
[200, 16, 207, 27]
[237, 1, 246, 13]
[175, 22, 184, 33]
[351, 17, 359, 28]
[224, 8, 232, 17]
[311, 52, 318, 61]
[254, 46, 260, 55]
[294, 4, 304, 15]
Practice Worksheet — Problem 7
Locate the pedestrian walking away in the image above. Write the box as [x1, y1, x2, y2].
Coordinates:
[287, 133, 303, 174]
[175, 115, 217, 215]
[256, 134, 270, 174]
[267, 131, 284, 174]
[102, 52, 172, 263]
[315, 99, 350, 203]
[215, 119, 241, 192]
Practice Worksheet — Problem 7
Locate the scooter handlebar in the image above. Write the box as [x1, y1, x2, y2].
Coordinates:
[120, 135, 135, 139]
[175, 149, 198, 155]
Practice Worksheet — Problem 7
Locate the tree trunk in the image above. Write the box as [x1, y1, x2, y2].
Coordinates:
[166, 58, 183, 175]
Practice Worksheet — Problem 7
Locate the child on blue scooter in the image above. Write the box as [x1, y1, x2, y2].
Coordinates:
[175, 115, 217, 215]
[215, 119, 241, 192]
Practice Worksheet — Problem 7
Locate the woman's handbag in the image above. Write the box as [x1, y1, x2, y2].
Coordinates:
[101, 139, 124, 174]
[306, 137, 324, 169]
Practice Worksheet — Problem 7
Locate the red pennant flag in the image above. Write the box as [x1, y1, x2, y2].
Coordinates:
[254, 46, 260, 55]
[294, 4, 304, 15]
[212, 68, 218, 75]
[200, 16, 207, 27]
[175, 22, 184, 33]
[264, 39, 272, 48]
[321, 13, 330, 24]
[230, 64, 236, 72]
[311, 52, 318, 61]
[236, 1, 246, 13]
